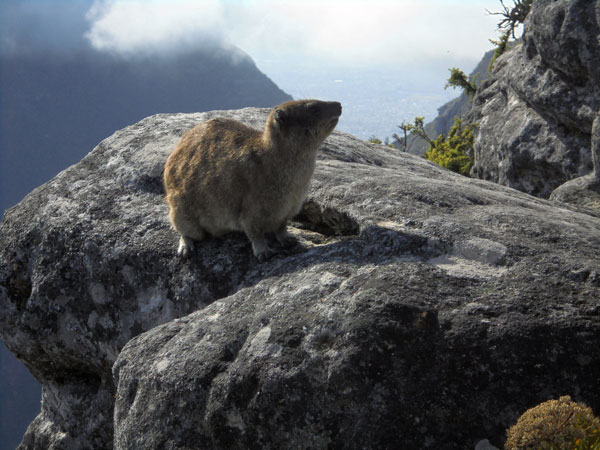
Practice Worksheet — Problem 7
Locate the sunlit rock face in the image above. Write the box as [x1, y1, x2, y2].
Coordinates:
[469, 0, 600, 198]
[1, 108, 599, 449]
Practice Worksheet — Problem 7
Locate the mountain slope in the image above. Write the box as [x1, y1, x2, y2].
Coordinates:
[0, 46, 291, 212]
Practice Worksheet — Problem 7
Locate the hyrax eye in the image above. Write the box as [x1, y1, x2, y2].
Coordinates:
[274, 109, 286, 123]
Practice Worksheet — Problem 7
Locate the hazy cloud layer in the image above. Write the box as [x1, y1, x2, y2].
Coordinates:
[1, 0, 504, 67]
[85, 0, 227, 54]
[84, 0, 502, 66]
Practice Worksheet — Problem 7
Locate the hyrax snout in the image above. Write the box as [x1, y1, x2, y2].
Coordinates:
[163, 99, 342, 260]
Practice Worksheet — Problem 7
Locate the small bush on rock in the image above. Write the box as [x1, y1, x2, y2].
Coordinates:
[423, 117, 475, 176]
[367, 136, 383, 145]
[446, 67, 478, 99]
[505, 395, 600, 450]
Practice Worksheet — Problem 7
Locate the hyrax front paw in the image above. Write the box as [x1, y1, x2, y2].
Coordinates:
[177, 236, 194, 258]
[251, 239, 277, 262]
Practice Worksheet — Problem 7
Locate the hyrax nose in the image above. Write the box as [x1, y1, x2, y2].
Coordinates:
[329, 101, 342, 117]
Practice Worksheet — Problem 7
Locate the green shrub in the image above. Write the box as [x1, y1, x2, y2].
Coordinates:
[446, 68, 478, 99]
[423, 117, 475, 176]
[367, 136, 395, 148]
[505, 396, 600, 450]
[489, 31, 511, 71]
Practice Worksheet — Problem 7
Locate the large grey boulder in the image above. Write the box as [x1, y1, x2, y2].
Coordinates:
[550, 112, 600, 211]
[469, 0, 600, 198]
[1, 108, 599, 450]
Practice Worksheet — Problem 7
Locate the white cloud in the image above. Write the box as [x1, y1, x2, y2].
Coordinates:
[233, 0, 501, 67]
[85, 0, 227, 54]
[85, 0, 501, 66]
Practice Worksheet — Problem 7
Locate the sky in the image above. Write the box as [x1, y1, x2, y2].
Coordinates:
[1, 0, 507, 138]
[2, 0, 501, 66]
[84, 0, 501, 67]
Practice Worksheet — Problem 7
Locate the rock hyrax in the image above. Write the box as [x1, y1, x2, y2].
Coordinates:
[163, 99, 342, 260]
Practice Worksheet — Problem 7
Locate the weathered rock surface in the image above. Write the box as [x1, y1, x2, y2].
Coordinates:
[550, 113, 600, 212]
[1, 108, 599, 450]
[469, 0, 600, 198]
[549, 173, 600, 212]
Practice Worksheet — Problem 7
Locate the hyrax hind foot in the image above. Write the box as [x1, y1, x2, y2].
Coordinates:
[256, 247, 276, 263]
[253, 231, 302, 262]
[275, 228, 298, 248]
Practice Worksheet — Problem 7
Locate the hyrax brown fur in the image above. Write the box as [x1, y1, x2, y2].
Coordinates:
[163, 99, 342, 260]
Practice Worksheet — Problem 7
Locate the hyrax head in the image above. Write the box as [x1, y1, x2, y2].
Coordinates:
[268, 99, 342, 143]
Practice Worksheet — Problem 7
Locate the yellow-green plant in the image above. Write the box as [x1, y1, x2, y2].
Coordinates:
[367, 136, 395, 148]
[505, 395, 600, 450]
[489, 30, 511, 72]
[401, 116, 434, 148]
[367, 136, 383, 145]
[423, 117, 476, 176]
[446, 68, 478, 99]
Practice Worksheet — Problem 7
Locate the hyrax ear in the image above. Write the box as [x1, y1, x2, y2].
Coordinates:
[274, 109, 286, 125]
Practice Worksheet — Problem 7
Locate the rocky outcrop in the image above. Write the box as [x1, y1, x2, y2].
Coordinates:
[550, 112, 600, 211]
[469, 0, 600, 198]
[1, 108, 599, 449]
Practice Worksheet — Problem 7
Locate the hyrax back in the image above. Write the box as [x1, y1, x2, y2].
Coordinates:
[164, 99, 342, 260]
